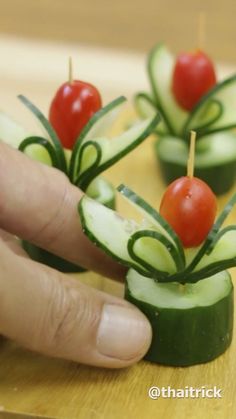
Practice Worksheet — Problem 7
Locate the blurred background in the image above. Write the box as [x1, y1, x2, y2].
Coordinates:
[0, 0, 236, 123]
[1, 0, 236, 60]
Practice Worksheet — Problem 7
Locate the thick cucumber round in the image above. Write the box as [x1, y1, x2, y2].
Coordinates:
[125, 269, 233, 366]
[155, 132, 236, 195]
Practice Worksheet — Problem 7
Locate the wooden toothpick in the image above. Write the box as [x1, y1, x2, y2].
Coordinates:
[198, 11, 206, 50]
[68, 56, 73, 84]
[187, 131, 196, 178]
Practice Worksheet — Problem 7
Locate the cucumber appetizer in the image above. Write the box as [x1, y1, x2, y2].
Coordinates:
[135, 43, 236, 194]
[0, 74, 160, 272]
[79, 136, 235, 366]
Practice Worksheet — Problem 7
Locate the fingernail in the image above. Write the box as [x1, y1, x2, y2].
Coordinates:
[97, 304, 152, 360]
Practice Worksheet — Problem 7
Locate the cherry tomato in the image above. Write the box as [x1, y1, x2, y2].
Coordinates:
[49, 80, 102, 149]
[172, 50, 217, 111]
[160, 176, 217, 247]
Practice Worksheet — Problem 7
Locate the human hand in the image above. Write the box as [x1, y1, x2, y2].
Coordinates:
[0, 142, 151, 368]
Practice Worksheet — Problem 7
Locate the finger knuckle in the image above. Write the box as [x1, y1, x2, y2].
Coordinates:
[43, 280, 100, 353]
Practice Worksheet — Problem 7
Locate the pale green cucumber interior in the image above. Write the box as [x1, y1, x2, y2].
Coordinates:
[148, 44, 188, 135]
[81, 196, 141, 267]
[186, 229, 236, 272]
[78, 115, 156, 179]
[0, 111, 52, 165]
[187, 76, 236, 132]
[132, 235, 177, 273]
[127, 269, 232, 309]
[135, 93, 167, 135]
[86, 177, 114, 205]
[157, 132, 236, 166]
[79, 99, 126, 146]
[80, 194, 236, 280]
[119, 192, 179, 250]
[79, 142, 101, 175]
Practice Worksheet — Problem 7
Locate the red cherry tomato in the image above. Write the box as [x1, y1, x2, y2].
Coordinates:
[172, 50, 217, 111]
[160, 176, 217, 248]
[49, 80, 102, 149]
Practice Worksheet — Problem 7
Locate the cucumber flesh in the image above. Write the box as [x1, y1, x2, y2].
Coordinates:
[181, 228, 236, 282]
[79, 191, 236, 283]
[22, 241, 85, 273]
[185, 74, 236, 136]
[79, 195, 186, 278]
[118, 184, 185, 268]
[0, 111, 51, 165]
[69, 96, 127, 181]
[147, 43, 188, 135]
[86, 176, 115, 209]
[79, 196, 150, 276]
[156, 133, 236, 195]
[128, 231, 179, 277]
[23, 177, 115, 273]
[76, 113, 161, 190]
[125, 269, 233, 366]
[134, 92, 167, 135]
[79, 97, 126, 147]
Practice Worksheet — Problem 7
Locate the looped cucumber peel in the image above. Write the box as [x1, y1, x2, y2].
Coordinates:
[135, 43, 236, 194]
[79, 185, 235, 366]
[0, 96, 160, 271]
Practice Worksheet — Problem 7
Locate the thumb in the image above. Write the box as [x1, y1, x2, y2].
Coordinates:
[0, 240, 152, 368]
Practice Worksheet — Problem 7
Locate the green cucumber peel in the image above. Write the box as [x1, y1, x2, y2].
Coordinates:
[18, 95, 68, 173]
[19, 136, 60, 168]
[128, 230, 183, 279]
[79, 185, 236, 284]
[183, 74, 236, 138]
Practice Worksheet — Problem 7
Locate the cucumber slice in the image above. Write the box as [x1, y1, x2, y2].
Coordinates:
[117, 184, 185, 268]
[156, 132, 236, 195]
[0, 111, 51, 165]
[86, 176, 115, 209]
[179, 227, 236, 283]
[18, 95, 67, 173]
[79, 195, 150, 276]
[147, 43, 188, 135]
[23, 177, 115, 273]
[183, 99, 223, 136]
[79, 188, 236, 283]
[184, 74, 236, 137]
[125, 269, 233, 366]
[127, 230, 181, 277]
[134, 92, 167, 135]
[79, 194, 187, 279]
[76, 113, 161, 190]
[69, 96, 126, 181]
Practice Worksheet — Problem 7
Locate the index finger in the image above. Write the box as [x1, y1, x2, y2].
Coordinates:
[0, 141, 126, 279]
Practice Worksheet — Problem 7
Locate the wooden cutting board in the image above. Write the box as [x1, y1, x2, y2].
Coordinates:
[0, 36, 236, 419]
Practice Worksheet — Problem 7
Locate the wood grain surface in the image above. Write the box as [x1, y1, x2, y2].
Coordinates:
[0, 36, 236, 419]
